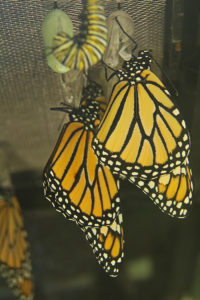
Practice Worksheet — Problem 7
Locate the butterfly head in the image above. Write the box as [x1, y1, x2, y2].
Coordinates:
[122, 50, 151, 71]
[81, 81, 103, 104]
[137, 50, 152, 66]
[79, 99, 99, 120]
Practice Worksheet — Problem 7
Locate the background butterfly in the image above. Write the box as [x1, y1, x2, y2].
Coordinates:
[0, 194, 34, 300]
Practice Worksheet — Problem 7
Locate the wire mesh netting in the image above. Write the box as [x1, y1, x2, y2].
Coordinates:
[0, 0, 166, 174]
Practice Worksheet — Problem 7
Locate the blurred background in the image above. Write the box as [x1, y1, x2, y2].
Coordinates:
[0, 0, 200, 299]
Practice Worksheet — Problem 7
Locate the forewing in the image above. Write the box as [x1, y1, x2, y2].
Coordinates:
[93, 70, 190, 181]
[43, 121, 120, 227]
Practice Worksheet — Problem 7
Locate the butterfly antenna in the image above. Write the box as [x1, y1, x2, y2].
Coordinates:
[102, 62, 118, 81]
[150, 54, 179, 97]
[50, 104, 74, 113]
[114, 16, 137, 53]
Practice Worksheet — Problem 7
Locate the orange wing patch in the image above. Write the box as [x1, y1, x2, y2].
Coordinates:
[18, 278, 33, 298]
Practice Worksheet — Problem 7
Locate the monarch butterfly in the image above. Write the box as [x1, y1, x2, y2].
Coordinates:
[42, 3, 74, 73]
[92, 50, 191, 181]
[52, 0, 107, 72]
[43, 82, 121, 228]
[132, 157, 193, 218]
[82, 211, 124, 277]
[43, 82, 124, 275]
[0, 194, 34, 300]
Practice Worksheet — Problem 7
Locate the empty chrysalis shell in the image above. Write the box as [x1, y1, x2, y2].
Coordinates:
[42, 8, 74, 73]
[60, 70, 85, 109]
[89, 11, 135, 102]
[103, 10, 135, 69]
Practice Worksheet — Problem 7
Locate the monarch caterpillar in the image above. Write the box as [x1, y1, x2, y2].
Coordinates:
[0, 194, 34, 300]
[42, 5, 74, 73]
[52, 0, 107, 72]
[43, 82, 124, 275]
[132, 157, 193, 218]
[92, 50, 191, 182]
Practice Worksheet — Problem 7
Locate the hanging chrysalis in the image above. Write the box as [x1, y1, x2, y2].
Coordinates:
[42, 2, 74, 73]
[88, 9, 135, 103]
[103, 10, 135, 69]
[59, 69, 85, 108]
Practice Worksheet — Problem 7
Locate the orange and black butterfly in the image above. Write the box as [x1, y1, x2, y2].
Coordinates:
[92, 50, 191, 181]
[43, 82, 124, 275]
[92, 50, 193, 218]
[0, 193, 34, 299]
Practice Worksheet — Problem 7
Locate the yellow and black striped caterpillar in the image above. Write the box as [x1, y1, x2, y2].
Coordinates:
[52, 0, 107, 72]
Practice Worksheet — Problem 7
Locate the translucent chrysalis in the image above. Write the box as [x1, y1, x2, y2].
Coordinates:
[42, 8, 74, 73]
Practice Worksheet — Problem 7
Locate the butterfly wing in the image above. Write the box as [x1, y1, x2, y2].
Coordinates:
[92, 57, 190, 181]
[43, 121, 120, 227]
[130, 157, 193, 218]
[81, 211, 124, 277]
[0, 196, 34, 299]
[43, 81, 124, 275]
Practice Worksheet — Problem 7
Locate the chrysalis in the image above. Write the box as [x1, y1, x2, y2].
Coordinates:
[42, 7, 74, 73]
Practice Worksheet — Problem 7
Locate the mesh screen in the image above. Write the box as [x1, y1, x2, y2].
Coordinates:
[0, 0, 167, 174]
